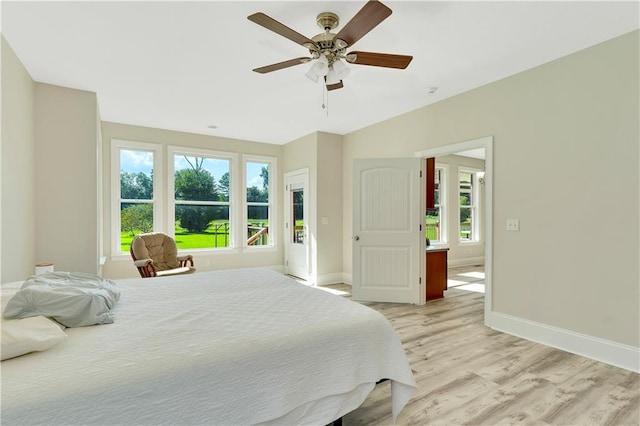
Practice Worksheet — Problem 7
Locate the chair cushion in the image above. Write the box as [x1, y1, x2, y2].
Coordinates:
[156, 266, 196, 277]
[131, 233, 180, 271]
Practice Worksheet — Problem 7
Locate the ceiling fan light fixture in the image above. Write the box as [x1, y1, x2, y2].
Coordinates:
[326, 68, 340, 85]
[304, 54, 329, 83]
[332, 59, 351, 80]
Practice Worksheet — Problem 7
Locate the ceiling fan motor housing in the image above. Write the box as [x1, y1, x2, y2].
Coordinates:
[311, 13, 347, 65]
[316, 12, 339, 30]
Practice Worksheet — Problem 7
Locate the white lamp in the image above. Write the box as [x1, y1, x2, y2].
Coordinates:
[332, 59, 351, 80]
[326, 67, 340, 85]
[305, 54, 329, 83]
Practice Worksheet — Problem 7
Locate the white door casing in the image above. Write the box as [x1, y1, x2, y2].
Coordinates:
[352, 158, 424, 304]
[285, 169, 309, 280]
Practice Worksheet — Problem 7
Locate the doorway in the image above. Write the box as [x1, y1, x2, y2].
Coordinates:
[416, 136, 493, 324]
[284, 169, 309, 280]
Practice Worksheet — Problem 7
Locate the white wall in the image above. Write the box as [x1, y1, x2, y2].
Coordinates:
[342, 31, 639, 350]
[1, 36, 36, 282]
[100, 121, 284, 279]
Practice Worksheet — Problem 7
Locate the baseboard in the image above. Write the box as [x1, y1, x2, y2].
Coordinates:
[316, 273, 347, 286]
[447, 257, 485, 268]
[488, 312, 640, 373]
[342, 273, 353, 286]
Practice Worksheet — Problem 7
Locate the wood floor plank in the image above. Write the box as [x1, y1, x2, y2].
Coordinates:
[324, 266, 640, 426]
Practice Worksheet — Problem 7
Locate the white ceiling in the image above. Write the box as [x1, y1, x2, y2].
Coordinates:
[2, 1, 638, 145]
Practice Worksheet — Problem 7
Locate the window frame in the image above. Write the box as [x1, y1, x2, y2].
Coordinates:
[432, 163, 448, 244]
[458, 166, 482, 244]
[242, 154, 277, 249]
[168, 145, 238, 251]
[110, 139, 163, 255]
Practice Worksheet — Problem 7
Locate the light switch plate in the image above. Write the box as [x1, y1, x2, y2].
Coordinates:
[321, 216, 329, 225]
[506, 219, 520, 231]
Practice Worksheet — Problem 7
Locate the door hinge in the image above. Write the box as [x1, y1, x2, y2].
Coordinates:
[419, 277, 422, 284]
[419, 170, 423, 178]
[420, 224, 422, 231]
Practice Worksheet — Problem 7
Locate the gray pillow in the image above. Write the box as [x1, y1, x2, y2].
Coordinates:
[3, 272, 120, 327]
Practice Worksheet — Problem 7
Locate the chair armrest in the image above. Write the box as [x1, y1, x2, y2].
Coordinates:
[177, 255, 194, 267]
[133, 259, 157, 278]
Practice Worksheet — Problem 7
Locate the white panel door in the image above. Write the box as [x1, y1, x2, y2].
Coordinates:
[352, 158, 423, 304]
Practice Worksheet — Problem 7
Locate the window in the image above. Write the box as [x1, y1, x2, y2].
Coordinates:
[169, 147, 236, 250]
[111, 140, 162, 254]
[426, 165, 447, 243]
[111, 142, 277, 256]
[244, 155, 276, 248]
[459, 168, 480, 242]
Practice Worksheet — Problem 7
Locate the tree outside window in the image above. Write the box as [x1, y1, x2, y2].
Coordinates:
[119, 149, 155, 252]
[173, 155, 231, 249]
[246, 161, 271, 246]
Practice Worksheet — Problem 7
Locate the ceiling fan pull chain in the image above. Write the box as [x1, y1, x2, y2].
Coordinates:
[326, 87, 330, 117]
[321, 81, 326, 110]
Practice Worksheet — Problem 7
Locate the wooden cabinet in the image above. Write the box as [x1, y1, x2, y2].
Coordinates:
[426, 248, 448, 300]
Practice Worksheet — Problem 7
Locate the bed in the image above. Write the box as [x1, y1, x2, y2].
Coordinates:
[1, 268, 416, 425]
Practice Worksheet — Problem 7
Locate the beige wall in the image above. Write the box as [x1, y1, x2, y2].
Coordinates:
[1, 36, 36, 282]
[342, 31, 639, 347]
[34, 83, 100, 274]
[282, 131, 344, 284]
[316, 132, 343, 281]
[101, 122, 284, 279]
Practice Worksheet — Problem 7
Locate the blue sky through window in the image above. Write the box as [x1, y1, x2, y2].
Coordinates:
[120, 150, 265, 187]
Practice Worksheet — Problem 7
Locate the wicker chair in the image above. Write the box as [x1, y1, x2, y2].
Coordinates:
[130, 232, 195, 278]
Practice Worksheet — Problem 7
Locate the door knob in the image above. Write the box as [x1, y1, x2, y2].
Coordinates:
[353, 235, 360, 241]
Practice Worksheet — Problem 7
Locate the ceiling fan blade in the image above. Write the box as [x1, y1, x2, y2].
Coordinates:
[334, 0, 392, 48]
[253, 57, 312, 74]
[248, 13, 317, 49]
[326, 80, 344, 91]
[346, 51, 413, 69]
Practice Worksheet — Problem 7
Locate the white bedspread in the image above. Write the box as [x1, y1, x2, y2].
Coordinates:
[2, 268, 415, 425]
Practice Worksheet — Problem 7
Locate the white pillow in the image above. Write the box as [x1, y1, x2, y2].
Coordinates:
[1, 316, 67, 361]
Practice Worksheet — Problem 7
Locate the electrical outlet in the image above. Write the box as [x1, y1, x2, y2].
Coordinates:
[506, 219, 520, 232]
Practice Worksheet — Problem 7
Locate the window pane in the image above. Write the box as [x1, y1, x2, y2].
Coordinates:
[292, 189, 304, 244]
[246, 162, 269, 202]
[174, 205, 230, 249]
[426, 209, 440, 241]
[120, 202, 153, 251]
[120, 150, 153, 200]
[247, 206, 269, 246]
[460, 207, 472, 240]
[459, 172, 472, 188]
[174, 156, 230, 202]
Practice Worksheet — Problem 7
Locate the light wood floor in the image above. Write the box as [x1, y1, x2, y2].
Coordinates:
[324, 267, 640, 426]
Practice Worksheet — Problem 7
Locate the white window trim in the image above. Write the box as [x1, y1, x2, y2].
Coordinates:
[458, 166, 482, 244]
[168, 145, 238, 252]
[110, 139, 163, 256]
[434, 163, 448, 244]
[242, 154, 278, 250]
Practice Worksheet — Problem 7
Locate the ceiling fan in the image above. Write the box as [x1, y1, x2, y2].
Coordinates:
[248, 0, 413, 91]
